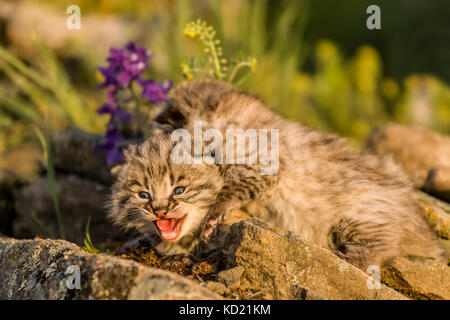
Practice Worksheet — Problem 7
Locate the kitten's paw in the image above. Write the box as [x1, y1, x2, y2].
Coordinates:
[200, 212, 223, 241]
[116, 236, 151, 255]
[200, 223, 215, 241]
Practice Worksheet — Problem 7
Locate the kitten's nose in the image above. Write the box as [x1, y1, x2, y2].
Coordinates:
[154, 207, 168, 218]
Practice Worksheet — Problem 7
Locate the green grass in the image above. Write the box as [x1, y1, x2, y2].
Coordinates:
[34, 126, 66, 239]
[82, 216, 100, 254]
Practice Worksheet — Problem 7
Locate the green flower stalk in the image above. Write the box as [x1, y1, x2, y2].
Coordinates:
[184, 20, 226, 79]
[182, 19, 256, 85]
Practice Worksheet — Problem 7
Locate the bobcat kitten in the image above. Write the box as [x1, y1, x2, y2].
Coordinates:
[109, 135, 223, 256]
[109, 80, 444, 269]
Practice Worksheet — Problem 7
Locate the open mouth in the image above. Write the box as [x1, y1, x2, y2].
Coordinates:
[154, 216, 186, 241]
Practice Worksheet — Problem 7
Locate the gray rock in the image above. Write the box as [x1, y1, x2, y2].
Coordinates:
[414, 190, 450, 240]
[12, 174, 128, 246]
[382, 256, 450, 300]
[206, 281, 231, 297]
[222, 218, 408, 300]
[0, 170, 21, 236]
[0, 236, 221, 300]
[51, 128, 113, 186]
[367, 124, 450, 193]
[217, 266, 244, 288]
[423, 167, 450, 203]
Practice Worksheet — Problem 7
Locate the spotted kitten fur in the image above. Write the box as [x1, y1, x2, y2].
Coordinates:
[109, 80, 444, 270]
[109, 134, 225, 256]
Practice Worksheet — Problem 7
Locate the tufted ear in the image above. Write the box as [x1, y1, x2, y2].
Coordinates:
[154, 80, 234, 130]
[153, 102, 186, 129]
[110, 163, 126, 177]
[151, 121, 175, 135]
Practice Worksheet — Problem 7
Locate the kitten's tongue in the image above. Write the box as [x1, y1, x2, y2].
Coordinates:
[156, 218, 181, 241]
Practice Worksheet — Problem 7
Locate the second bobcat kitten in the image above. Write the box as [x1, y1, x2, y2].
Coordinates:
[110, 80, 444, 270]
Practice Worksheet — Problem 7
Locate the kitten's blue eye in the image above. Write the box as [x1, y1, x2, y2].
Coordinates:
[138, 192, 151, 200]
[173, 187, 185, 195]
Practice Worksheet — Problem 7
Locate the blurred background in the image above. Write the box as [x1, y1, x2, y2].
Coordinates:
[1, 0, 449, 181]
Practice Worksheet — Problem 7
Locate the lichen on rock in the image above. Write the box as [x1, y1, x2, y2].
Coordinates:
[221, 218, 408, 300]
[382, 256, 450, 300]
[0, 236, 221, 300]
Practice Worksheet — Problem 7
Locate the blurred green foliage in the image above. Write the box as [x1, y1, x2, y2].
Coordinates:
[35, 126, 65, 239]
[0, 0, 449, 156]
[0, 38, 105, 153]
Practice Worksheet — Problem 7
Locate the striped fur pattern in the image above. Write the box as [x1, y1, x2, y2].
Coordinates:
[109, 80, 444, 269]
[108, 135, 223, 255]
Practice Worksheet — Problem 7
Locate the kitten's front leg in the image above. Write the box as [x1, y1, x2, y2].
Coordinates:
[200, 196, 241, 241]
[199, 164, 275, 241]
[193, 196, 240, 261]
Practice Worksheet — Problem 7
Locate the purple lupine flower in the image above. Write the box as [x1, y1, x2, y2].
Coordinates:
[118, 43, 152, 85]
[107, 48, 127, 69]
[106, 85, 118, 103]
[116, 109, 133, 121]
[98, 122, 125, 166]
[96, 102, 116, 115]
[96, 85, 133, 121]
[96, 85, 130, 165]
[139, 79, 173, 104]
[96, 42, 172, 166]
[97, 103, 133, 121]
[99, 41, 152, 87]
[98, 66, 117, 89]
